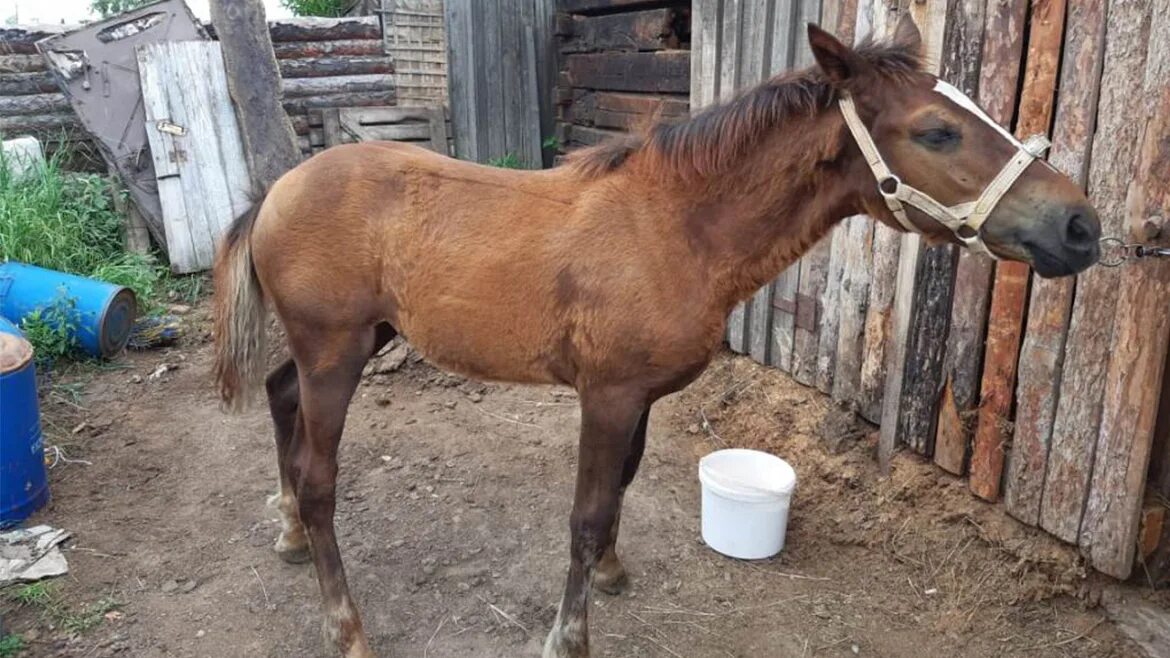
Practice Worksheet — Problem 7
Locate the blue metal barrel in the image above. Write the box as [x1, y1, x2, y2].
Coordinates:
[0, 315, 20, 338]
[0, 262, 137, 358]
[0, 328, 49, 527]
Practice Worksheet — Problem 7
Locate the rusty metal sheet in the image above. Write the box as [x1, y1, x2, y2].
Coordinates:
[38, 0, 208, 251]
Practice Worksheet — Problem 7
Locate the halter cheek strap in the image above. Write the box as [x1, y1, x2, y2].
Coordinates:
[838, 92, 1050, 259]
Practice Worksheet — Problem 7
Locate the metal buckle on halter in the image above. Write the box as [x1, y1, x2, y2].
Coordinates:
[877, 175, 901, 198]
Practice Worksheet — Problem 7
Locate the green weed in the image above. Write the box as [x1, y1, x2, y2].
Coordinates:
[0, 634, 25, 657]
[542, 135, 563, 152]
[3, 583, 121, 638]
[6, 583, 51, 608]
[281, 0, 349, 17]
[18, 289, 81, 364]
[487, 153, 524, 169]
[59, 597, 120, 635]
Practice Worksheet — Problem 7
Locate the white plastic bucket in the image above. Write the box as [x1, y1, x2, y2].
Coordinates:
[699, 449, 796, 560]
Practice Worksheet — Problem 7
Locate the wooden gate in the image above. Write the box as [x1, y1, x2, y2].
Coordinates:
[138, 41, 251, 274]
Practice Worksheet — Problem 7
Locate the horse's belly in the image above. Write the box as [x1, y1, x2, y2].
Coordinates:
[395, 303, 561, 386]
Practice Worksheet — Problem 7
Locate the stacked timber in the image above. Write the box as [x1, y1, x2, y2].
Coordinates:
[0, 17, 396, 158]
[0, 26, 84, 152]
[553, 1, 690, 152]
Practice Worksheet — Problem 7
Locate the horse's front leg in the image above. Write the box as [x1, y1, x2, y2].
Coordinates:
[544, 385, 646, 658]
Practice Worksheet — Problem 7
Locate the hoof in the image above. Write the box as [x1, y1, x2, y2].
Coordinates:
[592, 566, 628, 596]
[543, 631, 588, 658]
[275, 535, 312, 564]
[593, 550, 628, 596]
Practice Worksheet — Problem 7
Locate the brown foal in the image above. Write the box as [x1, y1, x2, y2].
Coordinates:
[214, 18, 1099, 658]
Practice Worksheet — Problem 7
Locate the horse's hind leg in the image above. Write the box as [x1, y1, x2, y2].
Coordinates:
[284, 323, 384, 658]
[265, 323, 398, 566]
[266, 359, 311, 563]
[594, 405, 650, 595]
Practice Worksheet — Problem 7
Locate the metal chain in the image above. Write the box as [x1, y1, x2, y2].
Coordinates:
[1098, 237, 1170, 267]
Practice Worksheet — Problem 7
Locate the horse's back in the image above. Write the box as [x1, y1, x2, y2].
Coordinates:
[250, 140, 595, 384]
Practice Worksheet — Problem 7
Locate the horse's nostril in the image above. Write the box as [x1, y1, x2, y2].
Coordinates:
[1063, 209, 1100, 250]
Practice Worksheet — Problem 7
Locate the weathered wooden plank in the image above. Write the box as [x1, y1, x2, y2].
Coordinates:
[280, 73, 394, 97]
[564, 51, 691, 93]
[720, 0, 751, 354]
[1031, 0, 1108, 541]
[878, 0, 947, 467]
[744, 0, 775, 366]
[0, 54, 48, 73]
[211, 0, 302, 191]
[997, 0, 1069, 516]
[267, 17, 381, 43]
[558, 0, 678, 14]
[138, 41, 251, 273]
[794, 239, 831, 387]
[1042, 0, 1151, 545]
[280, 90, 397, 114]
[271, 39, 384, 59]
[560, 8, 680, 52]
[833, 217, 871, 407]
[858, 225, 897, 424]
[0, 92, 69, 117]
[1079, 0, 1168, 580]
[0, 25, 70, 55]
[0, 71, 58, 95]
[929, 0, 988, 475]
[277, 56, 394, 79]
[946, 0, 1027, 490]
[0, 113, 81, 135]
[565, 123, 624, 146]
[445, 0, 476, 160]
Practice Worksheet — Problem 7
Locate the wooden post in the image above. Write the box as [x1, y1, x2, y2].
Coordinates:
[1040, 0, 1152, 545]
[958, 0, 1028, 499]
[931, 0, 987, 475]
[876, 0, 947, 469]
[1006, 0, 1104, 522]
[210, 0, 302, 190]
[1078, 0, 1170, 580]
[972, 0, 1068, 504]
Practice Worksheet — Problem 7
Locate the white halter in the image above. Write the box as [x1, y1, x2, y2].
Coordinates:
[837, 80, 1051, 258]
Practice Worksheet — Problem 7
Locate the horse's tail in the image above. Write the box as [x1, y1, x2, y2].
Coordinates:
[213, 190, 269, 412]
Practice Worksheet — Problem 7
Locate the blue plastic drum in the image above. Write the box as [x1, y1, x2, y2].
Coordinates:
[0, 262, 136, 358]
[0, 327, 49, 527]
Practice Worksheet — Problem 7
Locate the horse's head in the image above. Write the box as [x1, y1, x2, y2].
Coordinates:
[808, 16, 1100, 277]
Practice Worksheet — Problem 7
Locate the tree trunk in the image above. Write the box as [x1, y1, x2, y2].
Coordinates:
[209, 0, 302, 190]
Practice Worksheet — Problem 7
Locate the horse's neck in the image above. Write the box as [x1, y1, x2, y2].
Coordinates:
[685, 113, 858, 309]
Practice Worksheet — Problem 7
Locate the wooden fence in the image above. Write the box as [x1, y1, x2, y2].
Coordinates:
[444, 0, 556, 166]
[691, 0, 1169, 581]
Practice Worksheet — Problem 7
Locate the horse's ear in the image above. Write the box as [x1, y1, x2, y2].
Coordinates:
[892, 14, 922, 52]
[807, 23, 866, 86]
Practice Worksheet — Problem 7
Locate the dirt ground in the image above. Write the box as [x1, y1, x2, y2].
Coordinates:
[2, 301, 1166, 657]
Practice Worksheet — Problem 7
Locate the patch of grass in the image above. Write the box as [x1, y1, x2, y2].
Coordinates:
[542, 135, 563, 152]
[487, 153, 524, 169]
[0, 634, 25, 658]
[59, 597, 120, 635]
[6, 583, 51, 608]
[3, 583, 121, 638]
[0, 144, 175, 357]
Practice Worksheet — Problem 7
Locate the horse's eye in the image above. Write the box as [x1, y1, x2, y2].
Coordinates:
[913, 126, 961, 150]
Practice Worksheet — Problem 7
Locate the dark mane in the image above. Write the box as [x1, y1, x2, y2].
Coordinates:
[566, 38, 923, 179]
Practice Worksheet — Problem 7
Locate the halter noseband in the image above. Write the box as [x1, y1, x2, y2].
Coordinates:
[837, 90, 1050, 259]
